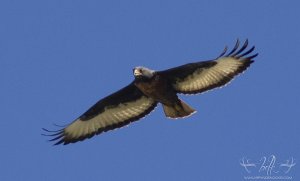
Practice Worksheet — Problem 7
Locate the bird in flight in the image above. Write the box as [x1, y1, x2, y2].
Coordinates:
[43, 39, 258, 145]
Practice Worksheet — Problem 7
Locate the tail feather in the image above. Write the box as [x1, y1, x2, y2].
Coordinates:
[163, 99, 196, 119]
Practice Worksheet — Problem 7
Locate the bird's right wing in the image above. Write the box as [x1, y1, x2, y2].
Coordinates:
[158, 39, 258, 94]
[43, 82, 158, 145]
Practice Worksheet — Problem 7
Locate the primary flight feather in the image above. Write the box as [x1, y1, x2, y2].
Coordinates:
[43, 39, 258, 145]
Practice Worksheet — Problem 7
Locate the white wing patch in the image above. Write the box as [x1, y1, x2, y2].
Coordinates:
[64, 97, 156, 139]
[174, 57, 248, 93]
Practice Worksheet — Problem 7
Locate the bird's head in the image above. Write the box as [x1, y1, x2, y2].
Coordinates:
[133, 66, 155, 79]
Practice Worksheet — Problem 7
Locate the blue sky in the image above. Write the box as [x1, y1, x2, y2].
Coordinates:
[1, 0, 299, 180]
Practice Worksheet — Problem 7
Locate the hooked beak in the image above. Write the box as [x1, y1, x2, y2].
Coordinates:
[134, 69, 142, 76]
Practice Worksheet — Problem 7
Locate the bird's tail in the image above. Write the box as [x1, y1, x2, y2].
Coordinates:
[163, 99, 196, 119]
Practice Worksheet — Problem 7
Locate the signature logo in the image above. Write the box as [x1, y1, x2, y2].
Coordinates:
[240, 155, 296, 180]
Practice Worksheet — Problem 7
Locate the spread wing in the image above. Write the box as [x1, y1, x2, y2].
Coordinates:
[158, 39, 258, 94]
[43, 82, 158, 145]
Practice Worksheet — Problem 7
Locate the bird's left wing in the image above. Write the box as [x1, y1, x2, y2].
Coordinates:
[43, 82, 158, 145]
[158, 39, 258, 94]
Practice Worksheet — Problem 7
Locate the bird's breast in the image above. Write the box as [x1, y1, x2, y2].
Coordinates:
[134, 75, 177, 105]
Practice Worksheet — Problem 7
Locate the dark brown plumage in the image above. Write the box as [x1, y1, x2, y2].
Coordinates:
[43, 39, 258, 145]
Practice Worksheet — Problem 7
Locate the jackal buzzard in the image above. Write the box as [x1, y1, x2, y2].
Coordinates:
[43, 39, 258, 145]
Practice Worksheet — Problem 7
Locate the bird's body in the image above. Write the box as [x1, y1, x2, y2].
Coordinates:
[134, 70, 195, 118]
[134, 72, 170, 104]
[44, 39, 258, 145]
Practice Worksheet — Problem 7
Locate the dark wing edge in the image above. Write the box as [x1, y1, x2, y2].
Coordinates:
[158, 39, 258, 94]
[217, 39, 258, 60]
[42, 82, 158, 145]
